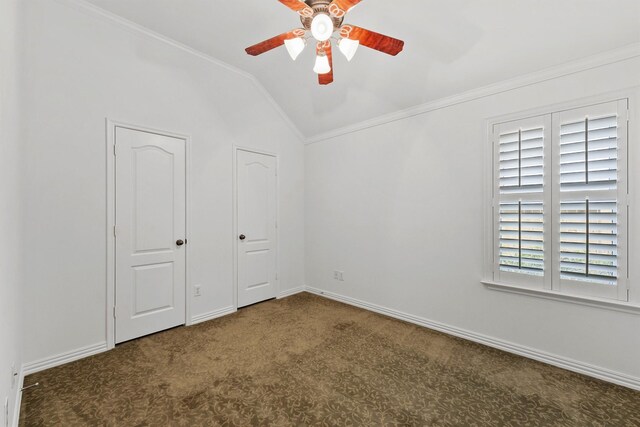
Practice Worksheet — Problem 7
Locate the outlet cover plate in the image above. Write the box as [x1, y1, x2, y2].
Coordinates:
[10, 365, 16, 389]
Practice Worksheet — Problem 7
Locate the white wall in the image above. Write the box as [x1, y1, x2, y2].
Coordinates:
[0, 0, 24, 424]
[306, 57, 640, 381]
[17, 0, 639, 395]
[22, 0, 304, 364]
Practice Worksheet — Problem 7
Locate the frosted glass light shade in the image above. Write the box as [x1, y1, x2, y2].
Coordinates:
[311, 14, 334, 42]
[313, 53, 331, 74]
[338, 38, 359, 61]
[284, 38, 306, 60]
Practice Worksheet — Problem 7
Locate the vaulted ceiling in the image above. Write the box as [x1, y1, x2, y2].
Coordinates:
[84, 0, 640, 139]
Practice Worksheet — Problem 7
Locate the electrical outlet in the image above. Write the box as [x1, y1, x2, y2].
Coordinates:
[333, 271, 339, 280]
[194, 284, 202, 297]
[334, 271, 344, 281]
[10, 364, 16, 389]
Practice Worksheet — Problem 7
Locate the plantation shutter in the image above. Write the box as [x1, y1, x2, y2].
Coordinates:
[499, 127, 545, 194]
[552, 100, 628, 300]
[559, 114, 618, 192]
[494, 115, 551, 288]
[559, 200, 617, 285]
[499, 202, 544, 275]
[491, 99, 628, 301]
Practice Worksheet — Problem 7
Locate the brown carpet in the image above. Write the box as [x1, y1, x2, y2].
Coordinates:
[20, 292, 640, 426]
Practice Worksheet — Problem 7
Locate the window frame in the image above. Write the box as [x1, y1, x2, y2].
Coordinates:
[484, 92, 635, 305]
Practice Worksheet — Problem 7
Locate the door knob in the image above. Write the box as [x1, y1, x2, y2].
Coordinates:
[239, 234, 246, 241]
[176, 239, 184, 246]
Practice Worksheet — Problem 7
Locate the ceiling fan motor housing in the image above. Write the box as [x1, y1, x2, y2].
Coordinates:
[301, 0, 344, 30]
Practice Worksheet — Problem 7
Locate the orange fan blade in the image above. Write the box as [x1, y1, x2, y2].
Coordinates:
[278, 0, 314, 18]
[245, 29, 306, 56]
[317, 41, 334, 85]
[339, 25, 404, 56]
[328, 0, 362, 18]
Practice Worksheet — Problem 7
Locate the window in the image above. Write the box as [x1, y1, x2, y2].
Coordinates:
[491, 100, 629, 301]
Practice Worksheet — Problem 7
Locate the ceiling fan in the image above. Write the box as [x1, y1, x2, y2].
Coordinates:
[245, 0, 405, 85]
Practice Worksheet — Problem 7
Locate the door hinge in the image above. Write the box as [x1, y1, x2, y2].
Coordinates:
[113, 225, 117, 237]
[113, 306, 116, 318]
[113, 144, 116, 156]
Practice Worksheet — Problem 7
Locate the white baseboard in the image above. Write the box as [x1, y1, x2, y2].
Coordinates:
[21, 306, 238, 381]
[305, 286, 640, 391]
[12, 366, 24, 427]
[278, 286, 306, 299]
[22, 342, 108, 376]
[20, 306, 237, 388]
[191, 306, 236, 325]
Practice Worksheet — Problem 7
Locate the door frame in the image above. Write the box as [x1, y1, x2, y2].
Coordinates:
[233, 146, 280, 309]
[106, 119, 192, 349]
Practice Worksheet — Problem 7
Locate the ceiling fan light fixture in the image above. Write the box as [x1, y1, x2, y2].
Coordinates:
[311, 13, 334, 42]
[245, 0, 405, 85]
[313, 52, 331, 74]
[284, 37, 306, 60]
[338, 38, 359, 61]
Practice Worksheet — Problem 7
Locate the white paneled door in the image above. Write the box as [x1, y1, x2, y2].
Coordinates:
[115, 127, 186, 344]
[237, 150, 278, 308]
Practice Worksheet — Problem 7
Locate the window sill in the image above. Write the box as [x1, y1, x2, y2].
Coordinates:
[481, 280, 640, 315]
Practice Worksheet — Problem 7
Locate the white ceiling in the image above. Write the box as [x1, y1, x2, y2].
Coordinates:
[84, 0, 640, 138]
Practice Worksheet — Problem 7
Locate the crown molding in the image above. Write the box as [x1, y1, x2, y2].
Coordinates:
[55, 0, 306, 143]
[305, 42, 640, 145]
[46, 1, 640, 146]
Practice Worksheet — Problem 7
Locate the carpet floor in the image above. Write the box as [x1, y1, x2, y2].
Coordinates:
[20, 292, 640, 426]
